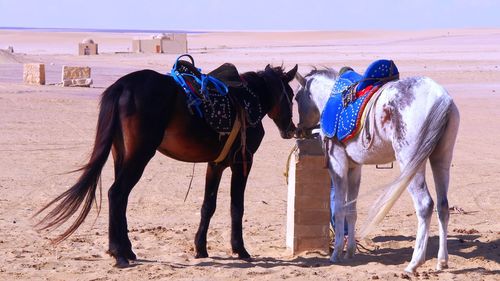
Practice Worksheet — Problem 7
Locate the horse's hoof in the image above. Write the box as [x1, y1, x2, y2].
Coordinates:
[238, 253, 252, 261]
[344, 253, 354, 260]
[436, 260, 448, 271]
[114, 256, 130, 268]
[344, 247, 355, 259]
[195, 251, 209, 259]
[329, 254, 342, 263]
[124, 250, 137, 261]
[404, 265, 416, 274]
[234, 248, 251, 260]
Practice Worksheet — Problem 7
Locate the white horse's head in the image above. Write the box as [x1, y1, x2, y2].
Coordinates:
[294, 68, 337, 138]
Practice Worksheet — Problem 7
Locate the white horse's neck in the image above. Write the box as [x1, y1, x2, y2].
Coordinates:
[309, 75, 335, 113]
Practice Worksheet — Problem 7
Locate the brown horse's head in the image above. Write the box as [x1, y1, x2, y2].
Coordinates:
[263, 64, 298, 139]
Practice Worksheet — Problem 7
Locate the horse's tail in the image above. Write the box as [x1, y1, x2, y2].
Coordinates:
[359, 94, 453, 238]
[34, 84, 122, 244]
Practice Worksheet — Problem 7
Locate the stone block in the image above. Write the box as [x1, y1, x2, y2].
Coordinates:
[23, 63, 45, 85]
[62, 78, 93, 87]
[294, 224, 330, 238]
[296, 138, 325, 156]
[296, 209, 330, 224]
[295, 237, 330, 253]
[62, 66, 92, 87]
[295, 196, 330, 210]
[286, 139, 331, 255]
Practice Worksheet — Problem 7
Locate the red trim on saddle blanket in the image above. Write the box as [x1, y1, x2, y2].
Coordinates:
[342, 85, 381, 143]
[185, 80, 198, 97]
[356, 85, 373, 98]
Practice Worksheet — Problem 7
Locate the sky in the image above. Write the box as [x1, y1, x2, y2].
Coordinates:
[0, 0, 499, 31]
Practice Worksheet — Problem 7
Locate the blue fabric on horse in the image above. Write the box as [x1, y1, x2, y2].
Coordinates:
[321, 60, 399, 142]
[356, 59, 399, 91]
[170, 54, 229, 117]
[336, 93, 372, 140]
[332, 70, 362, 96]
[321, 70, 362, 138]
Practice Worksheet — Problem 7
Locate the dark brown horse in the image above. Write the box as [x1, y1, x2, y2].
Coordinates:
[35, 64, 298, 267]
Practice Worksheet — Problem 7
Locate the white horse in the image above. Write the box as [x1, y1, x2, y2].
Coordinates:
[294, 68, 460, 273]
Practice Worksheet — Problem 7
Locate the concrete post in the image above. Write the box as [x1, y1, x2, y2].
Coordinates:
[286, 138, 330, 255]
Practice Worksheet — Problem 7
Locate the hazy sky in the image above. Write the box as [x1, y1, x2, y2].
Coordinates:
[0, 0, 499, 31]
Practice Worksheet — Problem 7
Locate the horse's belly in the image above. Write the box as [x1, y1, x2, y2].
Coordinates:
[346, 143, 395, 165]
[157, 131, 223, 162]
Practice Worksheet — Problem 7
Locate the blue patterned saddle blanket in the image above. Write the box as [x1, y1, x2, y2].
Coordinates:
[170, 54, 262, 134]
[321, 59, 399, 142]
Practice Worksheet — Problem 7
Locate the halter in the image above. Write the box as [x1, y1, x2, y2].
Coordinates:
[271, 72, 294, 135]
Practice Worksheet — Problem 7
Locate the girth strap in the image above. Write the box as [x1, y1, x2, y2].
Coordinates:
[213, 116, 241, 163]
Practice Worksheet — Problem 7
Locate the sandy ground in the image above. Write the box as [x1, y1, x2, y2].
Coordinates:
[0, 29, 499, 280]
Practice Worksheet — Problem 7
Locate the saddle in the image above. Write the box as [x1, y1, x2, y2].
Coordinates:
[321, 59, 399, 142]
[170, 55, 262, 135]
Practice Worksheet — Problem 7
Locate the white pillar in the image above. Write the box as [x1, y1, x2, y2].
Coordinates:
[286, 138, 330, 255]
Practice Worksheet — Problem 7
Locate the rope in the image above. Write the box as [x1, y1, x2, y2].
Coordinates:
[183, 163, 196, 202]
[283, 144, 298, 185]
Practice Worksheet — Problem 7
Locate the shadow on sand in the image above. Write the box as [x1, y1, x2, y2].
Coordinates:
[128, 234, 498, 277]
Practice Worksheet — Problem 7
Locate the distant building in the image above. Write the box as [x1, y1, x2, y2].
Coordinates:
[132, 33, 187, 54]
[78, 38, 98, 55]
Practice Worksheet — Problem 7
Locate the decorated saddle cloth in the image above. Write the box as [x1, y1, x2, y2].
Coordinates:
[170, 54, 262, 135]
[321, 59, 399, 142]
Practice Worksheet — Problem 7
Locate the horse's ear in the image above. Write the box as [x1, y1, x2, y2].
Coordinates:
[295, 72, 306, 86]
[285, 64, 298, 82]
[265, 64, 272, 72]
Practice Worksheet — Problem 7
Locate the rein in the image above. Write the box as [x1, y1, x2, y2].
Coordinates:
[281, 92, 295, 135]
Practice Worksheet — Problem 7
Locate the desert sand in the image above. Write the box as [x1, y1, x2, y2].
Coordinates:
[0, 29, 498, 280]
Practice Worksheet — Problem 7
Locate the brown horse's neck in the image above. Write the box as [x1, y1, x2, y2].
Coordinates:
[240, 71, 274, 115]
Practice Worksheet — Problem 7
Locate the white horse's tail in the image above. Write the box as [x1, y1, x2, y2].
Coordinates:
[359, 95, 453, 238]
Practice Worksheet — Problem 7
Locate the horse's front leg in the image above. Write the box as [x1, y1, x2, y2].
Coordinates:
[330, 173, 348, 263]
[345, 165, 361, 259]
[194, 162, 225, 258]
[327, 144, 349, 263]
[229, 160, 253, 259]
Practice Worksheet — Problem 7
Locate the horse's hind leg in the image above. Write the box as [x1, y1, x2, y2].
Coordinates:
[429, 160, 450, 271]
[404, 165, 434, 274]
[194, 162, 225, 258]
[107, 114, 164, 267]
[429, 102, 459, 271]
[229, 161, 253, 259]
[107, 147, 156, 267]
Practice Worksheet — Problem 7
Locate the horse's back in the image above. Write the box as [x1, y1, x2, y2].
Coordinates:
[112, 69, 174, 92]
[345, 76, 454, 164]
[384, 76, 451, 107]
[389, 76, 453, 146]
[377, 76, 452, 128]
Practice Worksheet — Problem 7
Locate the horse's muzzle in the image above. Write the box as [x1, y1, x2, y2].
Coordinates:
[295, 125, 317, 139]
[281, 122, 297, 139]
[295, 126, 309, 139]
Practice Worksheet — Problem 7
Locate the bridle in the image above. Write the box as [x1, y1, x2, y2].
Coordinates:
[275, 76, 295, 135]
[295, 76, 321, 138]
